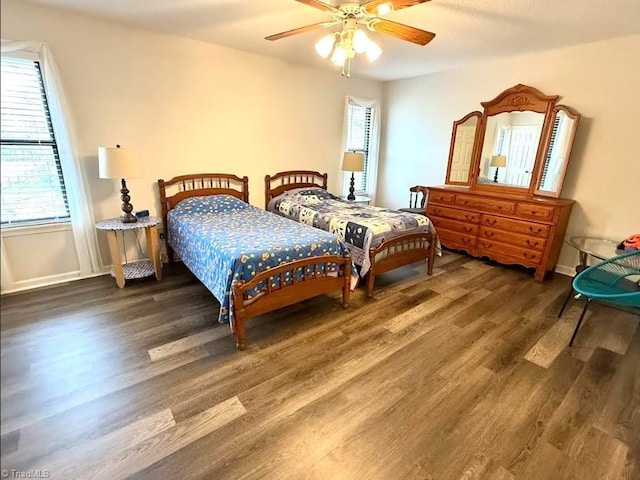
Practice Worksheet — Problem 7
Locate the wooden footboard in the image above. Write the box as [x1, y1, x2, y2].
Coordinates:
[366, 232, 437, 298]
[232, 255, 351, 350]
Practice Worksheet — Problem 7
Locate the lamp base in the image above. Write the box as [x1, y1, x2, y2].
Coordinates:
[493, 167, 500, 183]
[120, 178, 138, 223]
[120, 213, 137, 223]
[347, 172, 356, 201]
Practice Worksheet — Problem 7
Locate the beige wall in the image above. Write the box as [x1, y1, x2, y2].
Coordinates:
[379, 34, 640, 273]
[0, 0, 382, 291]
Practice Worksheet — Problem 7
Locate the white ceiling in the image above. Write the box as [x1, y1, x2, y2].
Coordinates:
[26, 0, 640, 81]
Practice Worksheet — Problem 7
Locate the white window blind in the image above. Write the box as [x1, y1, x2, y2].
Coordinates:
[540, 115, 562, 188]
[345, 103, 373, 193]
[1, 56, 70, 226]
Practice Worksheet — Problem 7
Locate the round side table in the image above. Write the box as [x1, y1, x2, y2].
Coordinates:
[95, 216, 163, 288]
[566, 236, 620, 271]
[340, 195, 371, 205]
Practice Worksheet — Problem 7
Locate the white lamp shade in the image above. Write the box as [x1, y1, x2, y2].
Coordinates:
[376, 2, 393, 15]
[365, 40, 382, 62]
[490, 155, 507, 167]
[353, 29, 370, 54]
[98, 146, 142, 179]
[342, 152, 365, 172]
[315, 34, 336, 58]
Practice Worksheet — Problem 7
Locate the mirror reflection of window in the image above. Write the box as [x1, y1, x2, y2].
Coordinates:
[540, 111, 573, 192]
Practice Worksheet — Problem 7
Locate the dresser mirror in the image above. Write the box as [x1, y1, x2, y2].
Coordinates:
[444, 84, 580, 198]
[477, 111, 545, 188]
[535, 105, 580, 197]
[445, 111, 481, 185]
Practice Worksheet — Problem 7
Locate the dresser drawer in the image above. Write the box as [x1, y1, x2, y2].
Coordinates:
[431, 217, 478, 236]
[427, 205, 480, 223]
[516, 203, 556, 221]
[437, 228, 476, 250]
[454, 194, 516, 215]
[478, 226, 546, 251]
[429, 190, 456, 205]
[480, 215, 550, 238]
[477, 239, 543, 265]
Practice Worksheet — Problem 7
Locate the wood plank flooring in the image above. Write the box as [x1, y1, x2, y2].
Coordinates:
[1, 251, 638, 479]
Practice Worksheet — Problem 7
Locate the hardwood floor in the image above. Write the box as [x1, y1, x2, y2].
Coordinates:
[1, 251, 638, 479]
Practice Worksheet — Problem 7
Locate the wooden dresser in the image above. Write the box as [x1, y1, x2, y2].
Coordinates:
[427, 185, 574, 281]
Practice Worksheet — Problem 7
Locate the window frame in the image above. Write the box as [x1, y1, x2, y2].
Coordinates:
[1, 54, 71, 228]
[342, 97, 380, 198]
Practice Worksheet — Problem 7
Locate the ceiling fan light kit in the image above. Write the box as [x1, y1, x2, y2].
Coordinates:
[266, 0, 435, 77]
[315, 18, 382, 77]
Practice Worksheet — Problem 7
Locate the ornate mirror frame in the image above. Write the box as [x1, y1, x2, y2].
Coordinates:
[469, 84, 559, 196]
[445, 111, 482, 186]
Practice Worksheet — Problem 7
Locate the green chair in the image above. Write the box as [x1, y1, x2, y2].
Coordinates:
[566, 250, 640, 346]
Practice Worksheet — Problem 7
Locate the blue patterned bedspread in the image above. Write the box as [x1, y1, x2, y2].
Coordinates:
[167, 195, 354, 330]
[267, 188, 439, 275]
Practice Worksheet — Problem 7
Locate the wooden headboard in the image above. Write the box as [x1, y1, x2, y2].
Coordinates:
[264, 170, 327, 209]
[158, 173, 249, 231]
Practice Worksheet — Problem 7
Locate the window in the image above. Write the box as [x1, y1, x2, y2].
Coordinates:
[345, 103, 374, 194]
[1, 56, 70, 226]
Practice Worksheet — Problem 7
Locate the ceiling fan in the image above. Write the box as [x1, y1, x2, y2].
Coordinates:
[266, 0, 435, 77]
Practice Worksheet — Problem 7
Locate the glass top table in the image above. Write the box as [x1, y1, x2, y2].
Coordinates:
[566, 236, 621, 271]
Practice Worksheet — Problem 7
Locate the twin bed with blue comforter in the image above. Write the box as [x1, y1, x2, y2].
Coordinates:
[158, 173, 354, 350]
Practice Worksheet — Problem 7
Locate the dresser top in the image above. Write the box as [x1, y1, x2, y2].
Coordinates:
[428, 185, 574, 206]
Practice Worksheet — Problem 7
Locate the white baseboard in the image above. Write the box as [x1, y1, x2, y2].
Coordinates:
[554, 264, 575, 278]
[1, 269, 109, 295]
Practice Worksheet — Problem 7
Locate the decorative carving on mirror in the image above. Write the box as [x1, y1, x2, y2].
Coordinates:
[470, 84, 560, 195]
[443, 84, 580, 198]
[445, 111, 481, 186]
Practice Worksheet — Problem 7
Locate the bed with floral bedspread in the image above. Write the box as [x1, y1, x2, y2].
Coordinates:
[167, 194, 356, 329]
[267, 187, 439, 276]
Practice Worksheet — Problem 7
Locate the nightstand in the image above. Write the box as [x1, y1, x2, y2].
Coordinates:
[95, 216, 163, 288]
[340, 195, 371, 205]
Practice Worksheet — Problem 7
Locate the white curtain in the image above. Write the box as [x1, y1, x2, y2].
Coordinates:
[1, 39, 102, 274]
[340, 95, 381, 201]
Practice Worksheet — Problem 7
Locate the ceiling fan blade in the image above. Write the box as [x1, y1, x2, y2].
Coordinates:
[363, 0, 431, 16]
[265, 21, 338, 41]
[370, 18, 435, 46]
[295, 0, 340, 13]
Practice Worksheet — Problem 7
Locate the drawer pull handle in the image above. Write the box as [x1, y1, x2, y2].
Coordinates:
[486, 218, 497, 226]
[526, 240, 539, 248]
[465, 215, 475, 221]
[461, 238, 471, 244]
[463, 227, 474, 233]
[529, 227, 544, 235]
[484, 231, 494, 238]
[433, 208, 441, 214]
[524, 253, 537, 260]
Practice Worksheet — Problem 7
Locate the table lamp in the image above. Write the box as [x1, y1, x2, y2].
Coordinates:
[98, 145, 142, 223]
[342, 151, 365, 200]
[490, 155, 507, 183]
